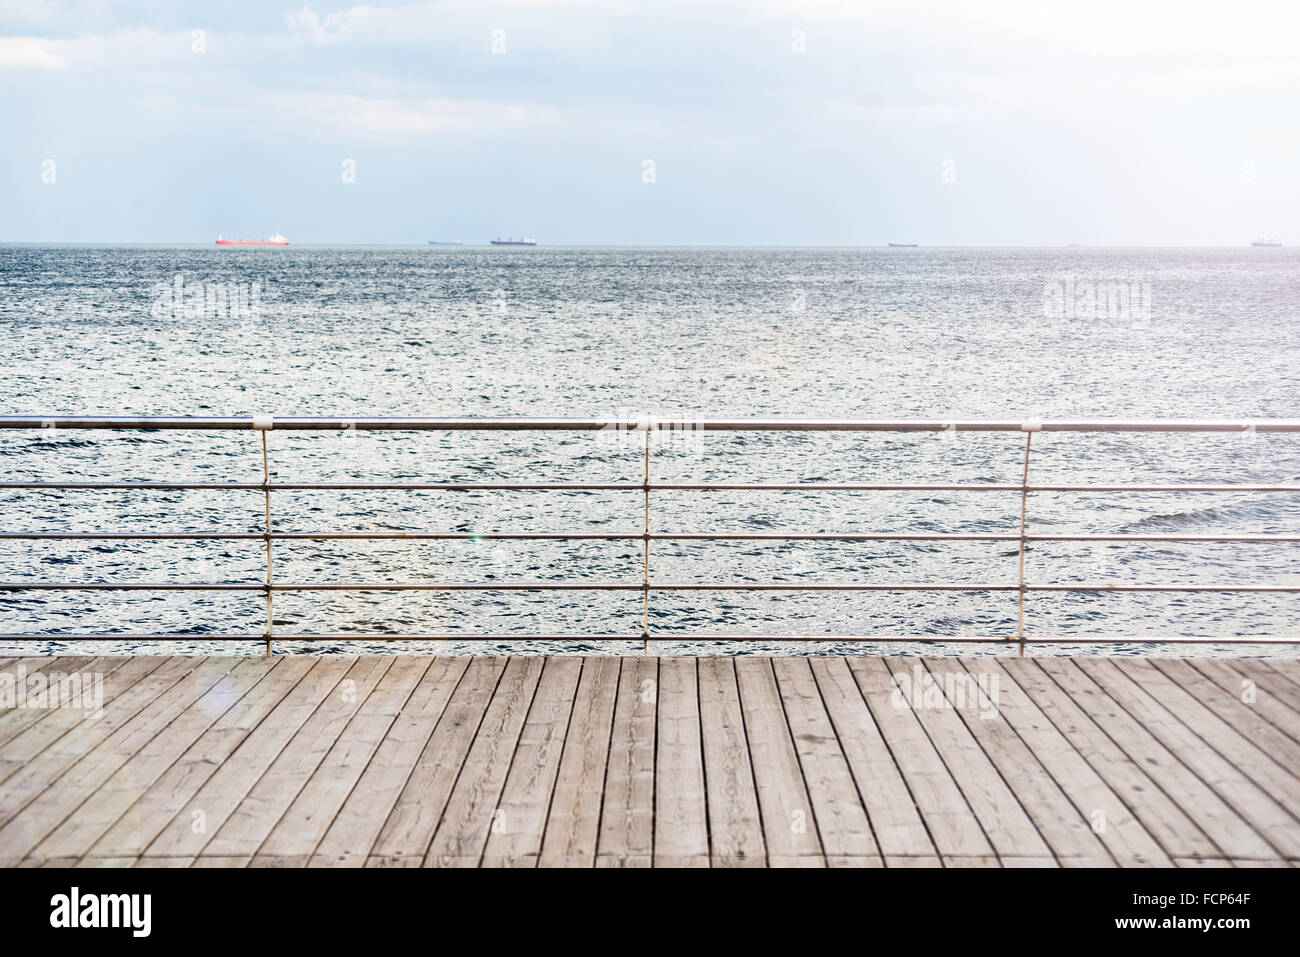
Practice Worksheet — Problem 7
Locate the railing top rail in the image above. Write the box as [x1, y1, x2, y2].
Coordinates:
[2, 415, 1300, 432]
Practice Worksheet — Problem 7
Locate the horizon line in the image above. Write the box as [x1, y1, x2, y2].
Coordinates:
[0, 241, 1290, 250]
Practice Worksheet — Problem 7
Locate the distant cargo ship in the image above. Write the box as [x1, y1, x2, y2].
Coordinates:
[217, 232, 288, 246]
[1251, 239, 1282, 247]
[491, 237, 536, 246]
[888, 242, 918, 248]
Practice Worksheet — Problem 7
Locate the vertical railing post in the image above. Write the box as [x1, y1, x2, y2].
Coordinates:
[1017, 420, 1040, 658]
[253, 415, 275, 656]
[641, 418, 652, 654]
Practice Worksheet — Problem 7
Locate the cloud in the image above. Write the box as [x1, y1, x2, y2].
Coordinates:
[0, 37, 65, 69]
[255, 90, 559, 135]
[0, 29, 205, 72]
[284, 5, 359, 46]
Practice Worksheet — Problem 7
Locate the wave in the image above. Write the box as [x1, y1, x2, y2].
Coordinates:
[1120, 495, 1300, 531]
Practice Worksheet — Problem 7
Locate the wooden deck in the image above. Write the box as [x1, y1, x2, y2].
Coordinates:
[1, 654, 1297, 868]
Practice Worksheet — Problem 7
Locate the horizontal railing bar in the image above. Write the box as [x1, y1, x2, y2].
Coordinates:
[3, 530, 1021, 541]
[0, 633, 642, 641]
[1026, 534, 1300, 542]
[5, 415, 1300, 432]
[0, 633, 1295, 644]
[4, 531, 1300, 544]
[0, 581, 998, 591]
[0, 482, 639, 491]
[1029, 583, 1300, 592]
[0, 531, 642, 540]
[3, 581, 1299, 592]
[2, 481, 1299, 493]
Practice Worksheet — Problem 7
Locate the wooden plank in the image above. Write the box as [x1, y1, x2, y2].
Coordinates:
[34, 658, 283, 862]
[881, 657, 1051, 860]
[771, 657, 876, 859]
[74, 856, 136, 868]
[880, 657, 1050, 860]
[697, 657, 765, 866]
[202, 656, 394, 859]
[1076, 658, 1300, 860]
[1035, 658, 1277, 860]
[768, 855, 825, 868]
[962, 658, 1169, 866]
[140, 656, 357, 860]
[653, 657, 708, 868]
[0, 657, 172, 786]
[480, 658, 582, 867]
[1189, 659, 1300, 745]
[0, 655, 132, 774]
[1153, 659, 1300, 772]
[134, 856, 195, 868]
[88, 655, 319, 859]
[596, 656, 656, 866]
[310, 656, 470, 867]
[537, 657, 619, 867]
[846, 656, 992, 858]
[999, 658, 1220, 860]
[734, 658, 823, 863]
[133, 858, 193, 868]
[1231, 858, 1293, 867]
[0, 656, 82, 675]
[884, 855, 942, 868]
[424, 657, 545, 867]
[920, 657, 1111, 865]
[1250, 659, 1300, 699]
[368, 657, 506, 862]
[0, 657, 210, 854]
[0, 657, 231, 865]
[255, 657, 433, 861]
[808, 657, 936, 858]
[1003, 856, 1059, 867]
[0, 657, 102, 747]
[248, 855, 309, 868]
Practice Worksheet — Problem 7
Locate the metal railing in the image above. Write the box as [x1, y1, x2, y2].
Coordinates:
[1, 415, 1299, 655]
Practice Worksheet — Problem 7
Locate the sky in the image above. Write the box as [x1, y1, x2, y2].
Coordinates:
[1, 0, 1297, 245]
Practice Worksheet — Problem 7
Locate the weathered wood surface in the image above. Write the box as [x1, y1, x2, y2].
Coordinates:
[1, 655, 1296, 868]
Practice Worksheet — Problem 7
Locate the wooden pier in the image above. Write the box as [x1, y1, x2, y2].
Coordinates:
[1, 654, 1297, 868]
